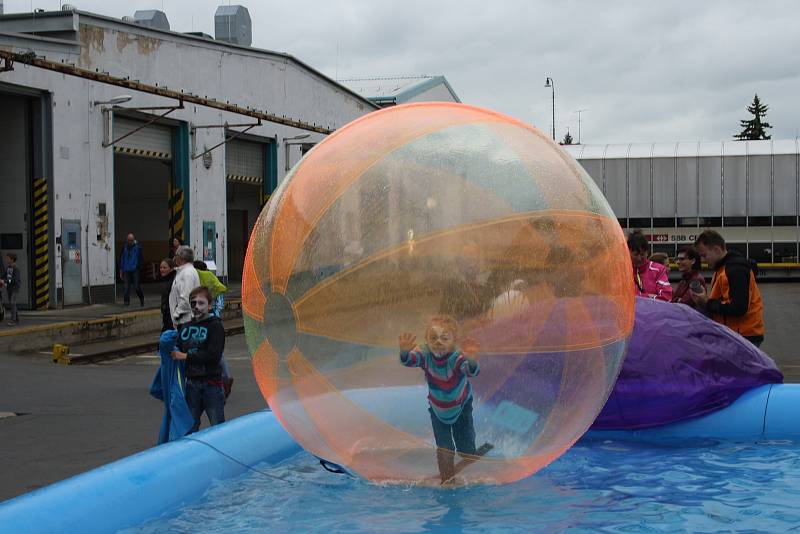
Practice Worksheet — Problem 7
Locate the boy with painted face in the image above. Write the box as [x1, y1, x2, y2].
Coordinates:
[399, 315, 480, 484]
[171, 286, 226, 432]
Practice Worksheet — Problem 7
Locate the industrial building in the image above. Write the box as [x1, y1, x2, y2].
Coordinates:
[564, 141, 800, 268]
[0, 6, 376, 309]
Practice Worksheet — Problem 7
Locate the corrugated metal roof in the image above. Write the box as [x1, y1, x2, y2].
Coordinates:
[565, 140, 798, 159]
[627, 143, 652, 158]
[215, 6, 242, 16]
[338, 75, 460, 104]
[340, 76, 436, 99]
[723, 141, 747, 156]
[773, 139, 799, 154]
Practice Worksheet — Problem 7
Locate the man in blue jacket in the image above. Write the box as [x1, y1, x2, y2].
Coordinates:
[120, 233, 145, 306]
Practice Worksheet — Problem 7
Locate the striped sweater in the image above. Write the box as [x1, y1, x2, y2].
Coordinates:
[400, 346, 479, 424]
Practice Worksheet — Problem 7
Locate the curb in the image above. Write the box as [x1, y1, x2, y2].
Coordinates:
[57, 321, 246, 365]
[2, 299, 242, 354]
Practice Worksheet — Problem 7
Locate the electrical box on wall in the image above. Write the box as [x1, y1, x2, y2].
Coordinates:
[202, 221, 216, 264]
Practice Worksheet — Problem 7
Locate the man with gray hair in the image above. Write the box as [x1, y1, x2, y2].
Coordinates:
[169, 245, 200, 328]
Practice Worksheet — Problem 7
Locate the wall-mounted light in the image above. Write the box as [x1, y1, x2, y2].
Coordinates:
[91, 94, 133, 107]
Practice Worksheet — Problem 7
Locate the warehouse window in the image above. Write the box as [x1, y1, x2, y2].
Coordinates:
[747, 216, 771, 227]
[727, 243, 747, 257]
[723, 216, 746, 227]
[774, 216, 798, 226]
[774, 242, 798, 263]
[699, 217, 722, 227]
[652, 243, 676, 259]
[749, 243, 772, 263]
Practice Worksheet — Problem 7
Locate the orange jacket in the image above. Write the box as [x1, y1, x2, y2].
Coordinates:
[708, 251, 764, 338]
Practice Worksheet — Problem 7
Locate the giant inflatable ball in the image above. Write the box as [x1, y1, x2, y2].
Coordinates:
[242, 103, 634, 486]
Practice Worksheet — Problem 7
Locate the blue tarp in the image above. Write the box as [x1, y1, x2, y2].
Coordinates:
[150, 330, 194, 444]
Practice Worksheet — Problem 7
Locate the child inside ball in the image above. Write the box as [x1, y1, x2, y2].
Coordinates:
[399, 315, 481, 484]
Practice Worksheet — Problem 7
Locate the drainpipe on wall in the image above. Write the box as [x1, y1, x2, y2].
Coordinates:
[85, 222, 92, 304]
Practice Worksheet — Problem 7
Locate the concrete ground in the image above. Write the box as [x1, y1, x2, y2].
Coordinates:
[0, 283, 797, 502]
[0, 334, 265, 502]
[756, 282, 800, 381]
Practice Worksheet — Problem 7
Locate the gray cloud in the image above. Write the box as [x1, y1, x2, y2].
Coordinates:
[8, 0, 799, 142]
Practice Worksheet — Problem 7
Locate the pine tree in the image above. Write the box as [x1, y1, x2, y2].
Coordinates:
[561, 130, 574, 145]
[734, 94, 772, 140]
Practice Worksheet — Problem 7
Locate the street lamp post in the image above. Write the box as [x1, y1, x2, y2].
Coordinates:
[544, 77, 555, 141]
[573, 108, 587, 144]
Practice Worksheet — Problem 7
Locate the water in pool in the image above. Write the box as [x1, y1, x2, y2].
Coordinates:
[134, 438, 800, 533]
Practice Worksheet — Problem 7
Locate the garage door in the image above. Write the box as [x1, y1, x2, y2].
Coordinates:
[113, 116, 172, 160]
[226, 138, 264, 184]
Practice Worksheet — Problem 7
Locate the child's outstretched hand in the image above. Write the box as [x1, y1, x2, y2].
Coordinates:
[398, 332, 417, 352]
[461, 337, 481, 360]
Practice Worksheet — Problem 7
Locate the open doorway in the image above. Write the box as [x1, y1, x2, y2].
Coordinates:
[225, 183, 260, 280]
[113, 116, 174, 298]
[0, 92, 32, 309]
[0, 88, 50, 310]
[225, 137, 268, 281]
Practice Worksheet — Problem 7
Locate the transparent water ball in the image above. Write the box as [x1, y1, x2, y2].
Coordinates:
[242, 103, 634, 486]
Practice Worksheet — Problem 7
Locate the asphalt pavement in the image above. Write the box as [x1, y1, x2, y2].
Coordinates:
[0, 334, 265, 501]
[0, 282, 797, 502]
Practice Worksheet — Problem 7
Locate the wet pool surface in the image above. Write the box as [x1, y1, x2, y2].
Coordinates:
[134, 439, 800, 533]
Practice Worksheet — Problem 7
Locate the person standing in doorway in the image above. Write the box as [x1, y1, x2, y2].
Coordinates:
[169, 246, 200, 329]
[168, 237, 183, 260]
[159, 258, 176, 332]
[120, 233, 145, 307]
[2, 253, 21, 326]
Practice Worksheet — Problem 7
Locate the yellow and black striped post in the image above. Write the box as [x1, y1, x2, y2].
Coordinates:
[168, 181, 185, 242]
[32, 177, 50, 310]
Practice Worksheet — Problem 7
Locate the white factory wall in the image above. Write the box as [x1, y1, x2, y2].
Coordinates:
[0, 12, 375, 298]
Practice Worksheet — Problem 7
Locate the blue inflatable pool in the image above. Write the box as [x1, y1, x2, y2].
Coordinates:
[0, 384, 797, 533]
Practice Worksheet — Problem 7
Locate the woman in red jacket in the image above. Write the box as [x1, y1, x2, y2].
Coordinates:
[628, 230, 672, 302]
[671, 246, 706, 309]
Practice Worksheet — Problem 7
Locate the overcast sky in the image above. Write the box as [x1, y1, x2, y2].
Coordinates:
[7, 0, 800, 143]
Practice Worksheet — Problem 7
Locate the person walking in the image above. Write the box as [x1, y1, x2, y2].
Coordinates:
[2, 253, 21, 326]
[169, 246, 200, 329]
[672, 246, 706, 309]
[692, 230, 765, 347]
[120, 233, 145, 307]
